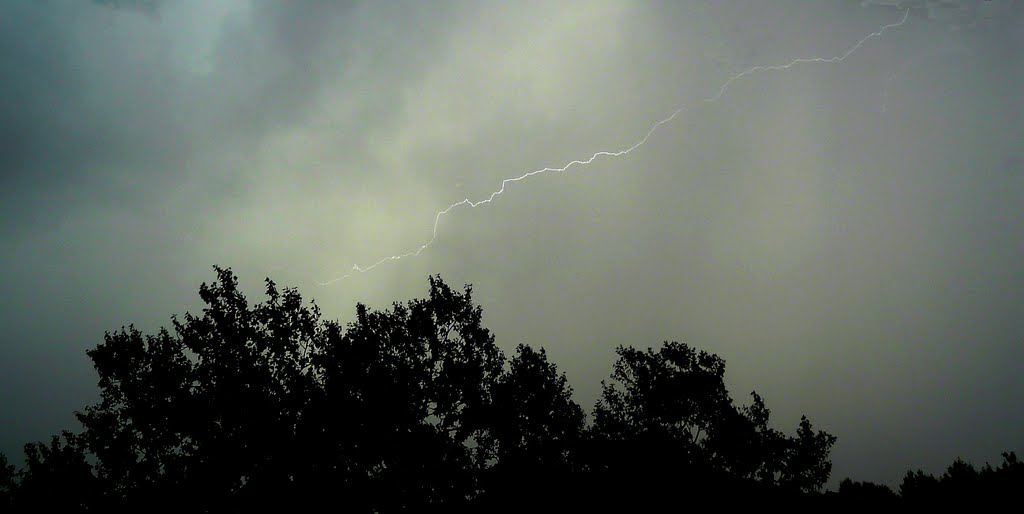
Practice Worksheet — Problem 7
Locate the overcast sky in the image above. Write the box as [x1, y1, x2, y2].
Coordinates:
[1, 0, 1021, 487]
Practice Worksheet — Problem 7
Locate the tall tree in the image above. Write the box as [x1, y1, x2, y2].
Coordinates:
[75, 267, 326, 510]
[489, 344, 585, 470]
[73, 268, 509, 512]
[309, 275, 505, 511]
[480, 344, 586, 509]
[591, 341, 836, 495]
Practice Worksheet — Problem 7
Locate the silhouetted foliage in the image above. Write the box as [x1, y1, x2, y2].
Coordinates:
[0, 452, 14, 509]
[894, 452, 1024, 506]
[13, 431, 97, 512]
[586, 341, 836, 507]
[477, 344, 585, 510]
[72, 268, 507, 512]
[307, 274, 504, 511]
[3, 266, 1019, 510]
[835, 478, 899, 505]
[822, 451, 1024, 507]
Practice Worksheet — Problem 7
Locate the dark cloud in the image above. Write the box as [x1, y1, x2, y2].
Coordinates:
[0, 3, 191, 233]
[93, 0, 162, 16]
[0, 1, 371, 235]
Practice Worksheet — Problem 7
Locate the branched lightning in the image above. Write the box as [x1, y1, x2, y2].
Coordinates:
[318, 9, 910, 286]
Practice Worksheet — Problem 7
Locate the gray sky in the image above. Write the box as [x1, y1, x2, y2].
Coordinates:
[1, 0, 1021, 487]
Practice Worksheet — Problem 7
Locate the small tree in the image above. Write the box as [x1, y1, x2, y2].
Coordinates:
[13, 432, 97, 511]
[835, 477, 899, 504]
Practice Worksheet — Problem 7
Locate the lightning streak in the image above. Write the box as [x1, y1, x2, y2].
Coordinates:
[319, 9, 910, 286]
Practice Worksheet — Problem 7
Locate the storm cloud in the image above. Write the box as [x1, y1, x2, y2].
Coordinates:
[1, 0, 1021, 488]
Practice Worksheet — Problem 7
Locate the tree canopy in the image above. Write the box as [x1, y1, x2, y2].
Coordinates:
[1, 266, 1017, 511]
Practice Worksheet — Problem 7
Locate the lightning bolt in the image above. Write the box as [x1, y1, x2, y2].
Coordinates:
[318, 9, 910, 286]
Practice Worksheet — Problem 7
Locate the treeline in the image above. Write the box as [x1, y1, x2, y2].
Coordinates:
[833, 452, 1023, 506]
[0, 267, 1018, 511]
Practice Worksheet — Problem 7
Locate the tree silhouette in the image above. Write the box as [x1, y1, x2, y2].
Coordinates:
[307, 274, 504, 511]
[5, 265, 1017, 510]
[10, 431, 97, 511]
[835, 478, 899, 505]
[73, 268, 508, 512]
[824, 451, 1024, 506]
[478, 344, 586, 509]
[894, 452, 1023, 506]
[75, 268, 324, 510]
[589, 341, 836, 505]
[0, 452, 16, 509]
[489, 344, 585, 470]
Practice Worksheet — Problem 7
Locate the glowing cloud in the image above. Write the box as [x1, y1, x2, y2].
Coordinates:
[319, 9, 911, 286]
